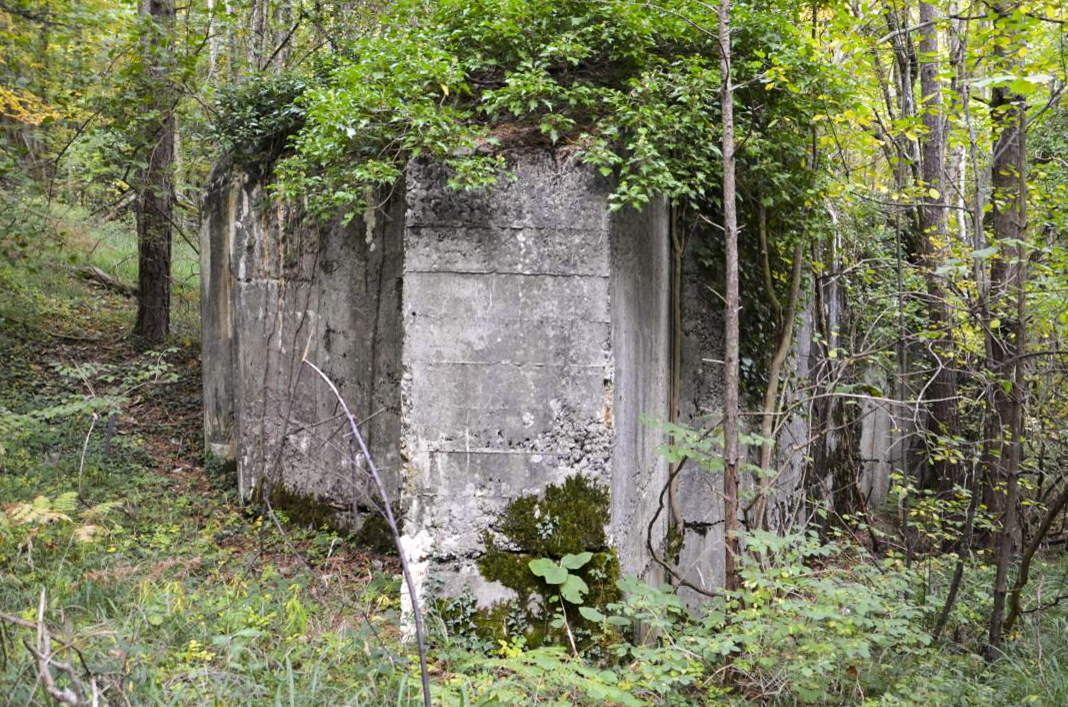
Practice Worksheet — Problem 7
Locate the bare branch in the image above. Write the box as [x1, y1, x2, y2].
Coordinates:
[301, 359, 433, 707]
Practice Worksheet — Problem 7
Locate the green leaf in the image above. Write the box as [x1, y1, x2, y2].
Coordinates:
[578, 606, 605, 622]
[560, 574, 589, 603]
[972, 246, 998, 259]
[560, 552, 593, 570]
[529, 558, 568, 585]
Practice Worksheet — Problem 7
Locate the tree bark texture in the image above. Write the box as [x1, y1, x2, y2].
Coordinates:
[133, 0, 175, 344]
[719, 0, 741, 592]
[981, 20, 1027, 529]
[984, 3, 1028, 657]
[917, 2, 961, 493]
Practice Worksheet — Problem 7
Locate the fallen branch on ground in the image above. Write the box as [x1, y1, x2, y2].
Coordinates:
[71, 265, 137, 298]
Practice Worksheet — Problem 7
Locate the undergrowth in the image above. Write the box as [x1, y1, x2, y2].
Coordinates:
[2, 196, 1068, 706]
[0, 190, 199, 338]
[0, 256, 407, 707]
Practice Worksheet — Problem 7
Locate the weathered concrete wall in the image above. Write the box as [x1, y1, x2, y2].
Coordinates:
[202, 151, 671, 608]
[201, 165, 238, 464]
[857, 368, 911, 508]
[399, 155, 669, 607]
[674, 239, 727, 594]
[607, 194, 672, 586]
[201, 164, 404, 514]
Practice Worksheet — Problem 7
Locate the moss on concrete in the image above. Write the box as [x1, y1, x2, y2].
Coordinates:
[251, 482, 399, 556]
[460, 474, 621, 650]
[351, 513, 399, 556]
[253, 482, 342, 529]
[203, 451, 238, 494]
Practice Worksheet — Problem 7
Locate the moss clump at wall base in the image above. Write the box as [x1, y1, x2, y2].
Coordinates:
[471, 475, 621, 650]
[252, 482, 346, 528]
[203, 451, 238, 495]
[493, 474, 611, 558]
[352, 513, 399, 556]
[251, 482, 401, 556]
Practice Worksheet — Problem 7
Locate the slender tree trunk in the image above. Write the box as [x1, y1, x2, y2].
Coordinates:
[753, 236, 804, 531]
[1004, 481, 1068, 636]
[207, 0, 219, 83]
[718, 0, 741, 592]
[988, 236, 1026, 659]
[884, 2, 923, 240]
[133, 0, 175, 344]
[984, 3, 1028, 656]
[917, 2, 960, 492]
[226, 0, 239, 81]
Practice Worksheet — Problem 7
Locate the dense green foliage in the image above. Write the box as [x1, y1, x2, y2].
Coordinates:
[210, 0, 842, 239]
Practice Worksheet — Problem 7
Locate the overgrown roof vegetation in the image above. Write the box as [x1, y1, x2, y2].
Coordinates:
[214, 0, 842, 221]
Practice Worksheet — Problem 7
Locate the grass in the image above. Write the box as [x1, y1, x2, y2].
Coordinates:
[0, 193, 199, 338]
[0, 291, 410, 707]
[2, 188, 1068, 707]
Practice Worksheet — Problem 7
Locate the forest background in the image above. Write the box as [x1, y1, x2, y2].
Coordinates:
[2, 0, 1068, 705]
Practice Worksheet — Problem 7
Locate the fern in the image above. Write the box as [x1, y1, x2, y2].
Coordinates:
[7, 492, 78, 526]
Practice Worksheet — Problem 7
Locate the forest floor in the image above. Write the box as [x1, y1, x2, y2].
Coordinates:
[0, 204, 410, 706]
[4, 202, 1068, 706]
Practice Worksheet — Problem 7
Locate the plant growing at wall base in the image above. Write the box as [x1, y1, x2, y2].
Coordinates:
[466, 475, 621, 651]
[529, 551, 595, 654]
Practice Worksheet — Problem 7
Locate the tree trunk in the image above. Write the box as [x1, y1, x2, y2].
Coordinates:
[917, 1, 960, 492]
[981, 11, 1027, 530]
[984, 3, 1028, 658]
[1004, 480, 1068, 636]
[133, 0, 175, 344]
[718, 0, 741, 592]
[207, 0, 219, 83]
[753, 236, 804, 531]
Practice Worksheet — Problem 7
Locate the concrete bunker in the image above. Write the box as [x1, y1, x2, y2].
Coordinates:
[202, 150, 674, 606]
[201, 148, 904, 606]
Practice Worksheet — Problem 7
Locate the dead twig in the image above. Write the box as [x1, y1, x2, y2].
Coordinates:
[0, 591, 102, 706]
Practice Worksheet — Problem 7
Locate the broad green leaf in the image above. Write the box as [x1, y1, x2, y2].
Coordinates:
[560, 552, 593, 570]
[529, 558, 568, 585]
[560, 574, 589, 603]
[578, 606, 605, 622]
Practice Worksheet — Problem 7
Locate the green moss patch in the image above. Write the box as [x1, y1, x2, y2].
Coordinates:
[252, 482, 399, 556]
[445, 475, 622, 651]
